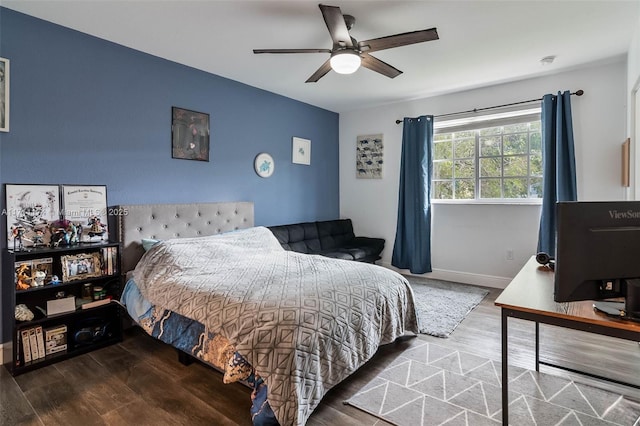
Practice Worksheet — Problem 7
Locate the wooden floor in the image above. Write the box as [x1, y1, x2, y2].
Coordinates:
[2, 287, 640, 425]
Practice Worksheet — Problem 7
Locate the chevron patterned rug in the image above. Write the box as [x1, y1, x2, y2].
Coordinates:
[345, 341, 640, 425]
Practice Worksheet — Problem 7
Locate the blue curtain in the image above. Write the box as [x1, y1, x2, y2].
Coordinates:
[392, 115, 433, 273]
[537, 91, 577, 257]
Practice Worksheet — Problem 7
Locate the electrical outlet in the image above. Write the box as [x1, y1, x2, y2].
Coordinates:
[506, 249, 514, 261]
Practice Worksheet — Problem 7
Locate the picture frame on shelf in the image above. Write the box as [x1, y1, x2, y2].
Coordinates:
[61, 185, 108, 242]
[5, 184, 60, 250]
[0, 57, 9, 132]
[292, 137, 311, 165]
[171, 107, 210, 161]
[61, 252, 103, 282]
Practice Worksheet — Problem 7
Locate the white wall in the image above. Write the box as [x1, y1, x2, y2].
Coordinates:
[628, 12, 640, 199]
[340, 60, 628, 288]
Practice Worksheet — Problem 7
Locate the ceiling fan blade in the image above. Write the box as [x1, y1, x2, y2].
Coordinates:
[319, 4, 353, 48]
[305, 59, 332, 83]
[359, 28, 439, 53]
[253, 48, 332, 54]
[360, 53, 402, 79]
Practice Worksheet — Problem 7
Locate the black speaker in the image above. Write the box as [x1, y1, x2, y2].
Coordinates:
[536, 252, 555, 270]
[74, 317, 111, 346]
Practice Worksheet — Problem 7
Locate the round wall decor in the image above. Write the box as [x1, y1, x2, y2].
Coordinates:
[254, 153, 275, 178]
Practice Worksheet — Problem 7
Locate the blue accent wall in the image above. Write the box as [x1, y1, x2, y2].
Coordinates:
[0, 7, 339, 343]
[0, 7, 339, 227]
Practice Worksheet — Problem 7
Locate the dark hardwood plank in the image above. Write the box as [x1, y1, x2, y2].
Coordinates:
[0, 367, 41, 426]
[23, 380, 106, 426]
[177, 362, 253, 425]
[52, 353, 139, 415]
[100, 397, 196, 425]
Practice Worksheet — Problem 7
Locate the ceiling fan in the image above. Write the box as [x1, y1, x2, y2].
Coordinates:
[253, 4, 439, 83]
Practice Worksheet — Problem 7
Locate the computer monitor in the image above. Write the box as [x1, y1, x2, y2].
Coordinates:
[554, 201, 640, 319]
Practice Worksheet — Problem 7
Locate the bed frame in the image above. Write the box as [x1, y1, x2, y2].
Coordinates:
[110, 201, 254, 273]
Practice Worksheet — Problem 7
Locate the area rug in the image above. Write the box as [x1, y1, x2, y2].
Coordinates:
[345, 341, 640, 426]
[406, 277, 489, 338]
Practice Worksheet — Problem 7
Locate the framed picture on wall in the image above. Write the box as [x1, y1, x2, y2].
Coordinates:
[0, 57, 9, 132]
[292, 137, 311, 165]
[171, 107, 210, 161]
[356, 134, 383, 179]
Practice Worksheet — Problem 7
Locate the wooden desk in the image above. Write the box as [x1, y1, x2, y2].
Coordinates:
[495, 256, 640, 425]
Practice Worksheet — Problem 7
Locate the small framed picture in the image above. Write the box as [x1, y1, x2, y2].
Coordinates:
[171, 107, 210, 161]
[0, 57, 9, 132]
[292, 137, 311, 165]
[61, 252, 103, 282]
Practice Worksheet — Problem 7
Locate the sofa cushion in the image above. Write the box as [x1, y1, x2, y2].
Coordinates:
[317, 219, 356, 251]
[347, 237, 385, 258]
[268, 222, 321, 254]
[321, 250, 355, 261]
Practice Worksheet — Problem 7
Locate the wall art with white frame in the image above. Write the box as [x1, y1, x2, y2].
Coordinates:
[292, 137, 311, 165]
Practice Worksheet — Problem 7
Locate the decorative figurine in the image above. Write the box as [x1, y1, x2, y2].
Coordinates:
[50, 275, 60, 285]
[50, 227, 67, 247]
[15, 263, 31, 290]
[66, 222, 81, 245]
[49, 219, 73, 247]
[32, 227, 46, 247]
[87, 216, 106, 240]
[11, 225, 27, 251]
[32, 270, 46, 287]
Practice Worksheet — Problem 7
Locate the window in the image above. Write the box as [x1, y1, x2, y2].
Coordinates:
[432, 110, 542, 201]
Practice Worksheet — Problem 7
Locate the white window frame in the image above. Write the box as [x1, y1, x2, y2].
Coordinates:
[431, 107, 543, 205]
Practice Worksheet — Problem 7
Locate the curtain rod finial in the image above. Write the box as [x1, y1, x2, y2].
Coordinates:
[575, 89, 584, 96]
[396, 119, 402, 124]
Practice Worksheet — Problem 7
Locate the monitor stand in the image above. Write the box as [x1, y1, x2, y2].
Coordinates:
[594, 278, 640, 322]
[593, 301, 626, 318]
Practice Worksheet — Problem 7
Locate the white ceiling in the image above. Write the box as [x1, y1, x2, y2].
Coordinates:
[4, 1, 640, 112]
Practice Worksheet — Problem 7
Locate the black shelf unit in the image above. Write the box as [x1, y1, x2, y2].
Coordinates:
[3, 241, 123, 375]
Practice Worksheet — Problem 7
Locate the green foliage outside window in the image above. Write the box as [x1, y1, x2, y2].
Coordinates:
[432, 119, 542, 201]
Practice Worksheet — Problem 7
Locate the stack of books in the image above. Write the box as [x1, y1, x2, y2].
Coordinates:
[18, 324, 68, 365]
[101, 247, 118, 276]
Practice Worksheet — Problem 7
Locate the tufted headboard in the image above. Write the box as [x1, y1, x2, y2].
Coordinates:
[110, 202, 254, 274]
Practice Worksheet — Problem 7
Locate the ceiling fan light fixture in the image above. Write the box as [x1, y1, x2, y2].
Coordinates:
[330, 50, 361, 74]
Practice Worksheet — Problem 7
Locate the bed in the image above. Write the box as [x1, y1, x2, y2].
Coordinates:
[114, 202, 419, 425]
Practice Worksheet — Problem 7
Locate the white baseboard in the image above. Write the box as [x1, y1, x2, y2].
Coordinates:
[0, 342, 9, 365]
[380, 262, 511, 289]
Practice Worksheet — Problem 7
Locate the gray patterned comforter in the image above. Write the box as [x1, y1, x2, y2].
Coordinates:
[132, 227, 418, 425]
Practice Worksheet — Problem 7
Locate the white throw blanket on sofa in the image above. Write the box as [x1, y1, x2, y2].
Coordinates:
[133, 226, 418, 425]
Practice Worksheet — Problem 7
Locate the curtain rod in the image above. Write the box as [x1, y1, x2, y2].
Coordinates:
[394, 89, 584, 124]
